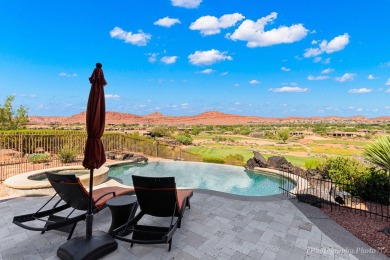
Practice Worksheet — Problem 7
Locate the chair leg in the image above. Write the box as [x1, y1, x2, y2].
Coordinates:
[131, 243, 134, 248]
[41, 231, 45, 235]
[67, 223, 78, 240]
[187, 198, 191, 209]
[168, 239, 172, 252]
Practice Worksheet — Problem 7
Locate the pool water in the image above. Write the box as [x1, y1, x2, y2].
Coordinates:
[108, 161, 296, 196]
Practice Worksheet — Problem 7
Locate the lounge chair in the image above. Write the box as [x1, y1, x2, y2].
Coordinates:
[112, 176, 193, 251]
[13, 172, 134, 240]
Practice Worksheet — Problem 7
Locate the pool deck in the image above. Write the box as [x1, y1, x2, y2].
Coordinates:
[0, 190, 387, 260]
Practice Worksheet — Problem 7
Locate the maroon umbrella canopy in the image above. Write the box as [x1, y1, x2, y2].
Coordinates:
[83, 65, 107, 170]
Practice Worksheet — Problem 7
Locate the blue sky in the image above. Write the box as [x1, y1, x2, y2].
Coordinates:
[1, 0, 390, 117]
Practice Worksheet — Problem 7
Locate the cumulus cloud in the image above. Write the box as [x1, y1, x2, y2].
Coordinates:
[198, 69, 215, 74]
[348, 88, 372, 94]
[321, 68, 334, 74]
[304, 33, 350, 58]
[269, 86, 309, 93]
[190, 13, 245, 36]
[307, 75, 329, 80]
[171, 0, 202, 8]
[281, 67, 291, 72]
[188, 49, 232, 65]
[249, 80, 260, 84]
[147, 53, 158, 63]
[161, 56, 178, 64]
[221, 72, 228, 76]
[110, 27, 151, 46]
[368, 74, 375, 80]
[336, 73, 355, 82]
[105, 94, 120, 99]
[59, 72, 77, 77]
[386, 89, 390, 93]
[227, 12, 308, 47]
[154, 17, 181, 27]
[385, 78, 390, 86]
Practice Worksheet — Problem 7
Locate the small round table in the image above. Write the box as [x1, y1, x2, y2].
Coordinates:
[106, 195, 138, 235]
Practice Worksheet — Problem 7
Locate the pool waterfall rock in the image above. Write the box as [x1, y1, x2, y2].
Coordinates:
[245, 151, 308, 178]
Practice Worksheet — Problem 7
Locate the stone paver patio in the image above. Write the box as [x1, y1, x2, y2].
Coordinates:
[0, 191, 387, 260]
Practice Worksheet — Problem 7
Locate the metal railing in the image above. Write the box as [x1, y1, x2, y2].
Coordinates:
[280, 170, 390, 221]
[0, 131, 201, 181]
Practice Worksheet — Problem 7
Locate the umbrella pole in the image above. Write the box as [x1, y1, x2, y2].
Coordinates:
[86, 168, 94, 237]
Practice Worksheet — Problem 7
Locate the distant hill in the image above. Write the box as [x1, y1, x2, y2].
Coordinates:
[28, 110, 390, 126]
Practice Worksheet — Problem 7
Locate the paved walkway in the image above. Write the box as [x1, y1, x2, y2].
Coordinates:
[0, 191, 387, 260]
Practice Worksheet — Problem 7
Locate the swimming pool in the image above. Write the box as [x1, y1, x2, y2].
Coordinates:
[108, 161, 296, 196]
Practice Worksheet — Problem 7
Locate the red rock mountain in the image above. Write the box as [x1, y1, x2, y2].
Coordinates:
[28, 110, 390, 126]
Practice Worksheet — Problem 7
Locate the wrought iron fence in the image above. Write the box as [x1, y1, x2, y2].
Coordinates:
[0, 131, 201, 181]
[280, 170, 390, 221]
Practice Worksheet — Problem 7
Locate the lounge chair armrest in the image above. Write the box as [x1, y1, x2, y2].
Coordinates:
[94, 191, 116, 203]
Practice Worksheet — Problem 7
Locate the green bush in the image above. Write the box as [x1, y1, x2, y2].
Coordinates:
[58, 148, 77, 163]
[150, 126, 170, 137]
[304, 159, 323, 169]
[224, 154, 245, 166]
[28, 153, 50, 164]
[175, 134, 193, 145]
[318, 156, 370, 193]
[202, 157, 225, 164]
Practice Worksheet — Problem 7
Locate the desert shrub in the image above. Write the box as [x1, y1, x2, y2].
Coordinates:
[58, 147, 77, 163]
[359, 168, 390, 205]
[277, 129, 290, 143]
[212, 136, 227, 142]
[150, 126, 170, 137]
[28, 153, 50, 164]
[304, 159, 323, 170]
[318, 156, 370, 193]
[202, 157, 225, 164]
[224, 154, 245, 166]
[175, 134, 193, 145]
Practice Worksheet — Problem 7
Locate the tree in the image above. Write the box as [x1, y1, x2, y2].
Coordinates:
[0, 96, 29, 130]
[363, 136, 390, 173]
[277, 128, 290, 143]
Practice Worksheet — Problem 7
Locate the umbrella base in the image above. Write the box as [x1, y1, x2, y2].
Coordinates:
[57, 231, 118, 260]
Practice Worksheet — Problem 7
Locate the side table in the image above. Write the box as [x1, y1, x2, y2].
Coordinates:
[106, 195, 138, 235]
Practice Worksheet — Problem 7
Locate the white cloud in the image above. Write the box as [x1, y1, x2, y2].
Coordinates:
[188, 49, 232, 65]
[171, 0, 202, 8]
[161, 56, 178, 64]
[348, 88, 372, 94]
[321, 68, 334, 74]
[386, 89, 390, 93]
[221, 72, 228, 76]
[269, 86, 309, 93]
[227, 12, 308, 47]
[105, 94, 120, 99]
[304, 33, 350, 58]
[385, 78, 390, 86]
[59, 72, 77, 77]
[154, 17, 181, 27]
[307, 75, 329, 80]
[323, 58, 331, 64]
[336, 73, 355, 82]
[110, 27, 151, 46]
[198, 69, 215, 74]
[234, 83, 240, 87]
[368, 74, 375, 80]
[249, 80, 260, 84]
[147, 53, 158, 63]
[281, 67, 291, 72]
[190, 13, 245, 36]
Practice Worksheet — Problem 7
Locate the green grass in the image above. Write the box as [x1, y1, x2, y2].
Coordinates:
[185, 146, 313, 168]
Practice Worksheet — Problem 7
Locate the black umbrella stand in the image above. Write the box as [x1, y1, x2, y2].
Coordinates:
[56, 169, 118, 260]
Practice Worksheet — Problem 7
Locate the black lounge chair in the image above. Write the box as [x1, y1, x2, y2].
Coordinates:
[13, 172, 134, 240]
[112, 176, 193, 251]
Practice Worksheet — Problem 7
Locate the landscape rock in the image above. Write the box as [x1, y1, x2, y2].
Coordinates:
[120, 153, 134, 160]
[267, 156, 291, 169]
[253, 151, 268, 167]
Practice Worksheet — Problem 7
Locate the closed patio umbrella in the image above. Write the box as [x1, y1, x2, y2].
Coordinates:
[57, 63, 118, 260]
